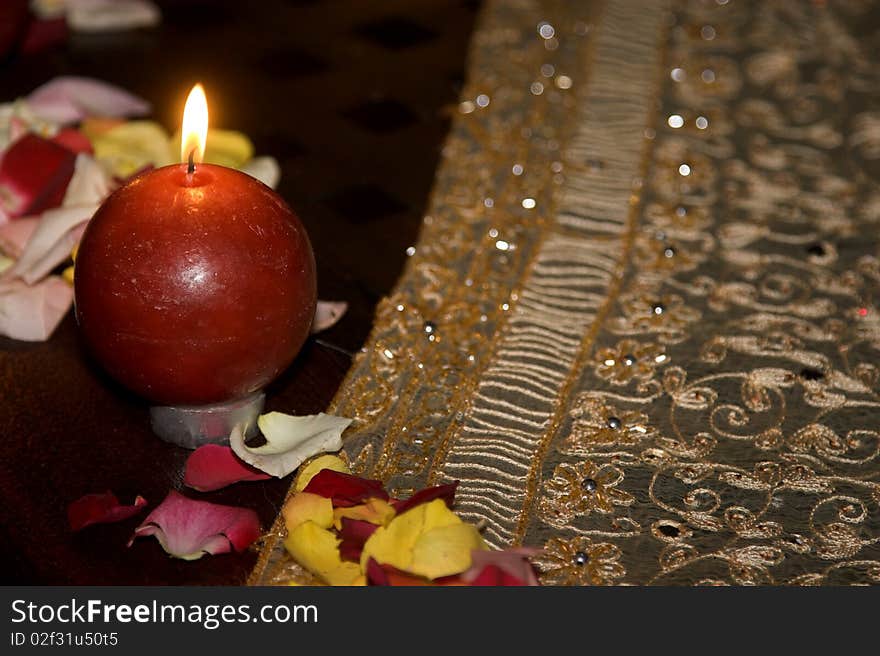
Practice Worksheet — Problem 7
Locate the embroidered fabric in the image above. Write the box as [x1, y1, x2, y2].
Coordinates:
[251, 0, 880, 586]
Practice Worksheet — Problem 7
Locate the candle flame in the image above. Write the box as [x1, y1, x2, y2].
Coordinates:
[181, 83, 208, 166]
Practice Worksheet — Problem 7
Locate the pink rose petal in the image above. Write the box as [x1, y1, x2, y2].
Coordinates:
[184, 444, 272, 492]
[128, 491, 260, 560]
[68, 491, 147, 531]
[6, 205, 93, 285]
[0, 217, 39, 258]
[460, 547, 543, 586]
[67, 0, 162, 34]
[27, 76, 150, 125]
[0, 276, 73, 341]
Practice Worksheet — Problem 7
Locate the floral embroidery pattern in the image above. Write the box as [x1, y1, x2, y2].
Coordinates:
[533, 536, 626, 586]
[559, 393, 656, 453]
[538, 460, 634, 527]
[594, 339, 668, 385]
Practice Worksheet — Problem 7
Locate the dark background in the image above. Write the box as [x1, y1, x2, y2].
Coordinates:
[0, 0, 480, 584]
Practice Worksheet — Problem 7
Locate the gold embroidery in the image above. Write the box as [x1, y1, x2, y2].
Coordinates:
[533, 536, 626, 586]
[250, 0, 880, 586]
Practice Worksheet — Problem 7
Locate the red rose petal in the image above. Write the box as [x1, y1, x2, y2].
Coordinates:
[184, 444, 272, 492]
[20, 17, 68, 55]
[0, 134, 76, 219]
[0, 0, 28, 59]
[302, 469, 389, 508]
[338, 518, 379, 562]
[366, 559, 432, 586]
[468, 564, 527, 586]
[51, 128, 94, 155]
[391, 482, 458, 515]
[128, 490, 260, 560]
[67, 491, 147, 531]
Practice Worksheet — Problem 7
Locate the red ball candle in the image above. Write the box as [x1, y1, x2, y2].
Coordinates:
[74, 85, 316, 407]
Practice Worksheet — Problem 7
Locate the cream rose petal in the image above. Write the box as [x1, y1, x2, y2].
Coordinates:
[240, 156, 281, 189]
[230, 412, 352, 478]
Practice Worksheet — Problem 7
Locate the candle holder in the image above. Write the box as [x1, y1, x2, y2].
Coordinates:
[149, 391, 265, 449]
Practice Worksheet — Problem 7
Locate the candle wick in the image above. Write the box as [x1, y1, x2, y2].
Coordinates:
[187, 150, 195, 175]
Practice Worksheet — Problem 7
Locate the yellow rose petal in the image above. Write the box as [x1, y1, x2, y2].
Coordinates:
[333, 497, 397, 530]
[62, 265, 74, 285]
[282, 492, 334, 532]
[421, 498, 463, 532]
[283, 521, 345, 585]
[409, 522, 487, 579]
[80, 117, 126, 140]
[0, 254, 15, 276]
[93, 121, 174, 178]
[293, 454, 350, 492]
[360, 502, 428, 573]
[170, 128, 254, 169]
[324, 562, 366, 587]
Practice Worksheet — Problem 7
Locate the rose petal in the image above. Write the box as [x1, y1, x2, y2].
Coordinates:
[0, 254, 12, 275]
[366, 559, 432, 586]
[51, 128, 93, 155]
[338, 518, 379, 562]
[27, 76, 150, 125]
[229, 412, 352, 479]
[282, 492, 334, 532]
[92, 120, 173, 178]
[67, 491, 147, 531]
[240, 156, 280, 189]
[408, 522, 486, 579]
[67, 0, 162, 34]
[392, 482, 458, 515]
[183, 444, 271, 492]
[461, 547, 543, 586]
[0, 133, 77, 219]
[283, 520, 364, 586]
[128, 490, 260, 560]
[62, 153, 110, 207]
[302, 469, 389, 508]
[31, 0, 66, 19]
[170, 128, 253, 169]
[0, 1, 29, 60]
[6, 204, 93, 284]
[333, 497, 396, 529]
[0, 217, 39, 258]
[311, 300, 348, 333]
[359, 498, 460, 574]
[80, 116, 126, 140]
[468, 564, 527, 586]
[293, 454, 350, 492]
[20, 17, 68, 55]
[0, 276, 72, 341]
